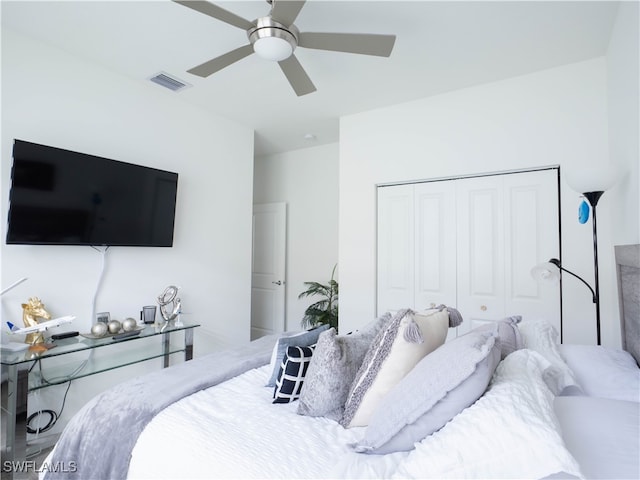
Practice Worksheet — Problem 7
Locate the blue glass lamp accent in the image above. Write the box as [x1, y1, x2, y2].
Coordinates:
[578, 199, 590, 224]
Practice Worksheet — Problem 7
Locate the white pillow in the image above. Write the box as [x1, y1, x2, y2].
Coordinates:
[341, 308, 448, 427]
[517, 319, 582, 395]
[392, 349, 583, 479]
[559, 344, 640, 402]
[354, 328, 501, 454]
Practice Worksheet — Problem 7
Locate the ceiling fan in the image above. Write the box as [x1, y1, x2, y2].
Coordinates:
[173, 0, 396, 96]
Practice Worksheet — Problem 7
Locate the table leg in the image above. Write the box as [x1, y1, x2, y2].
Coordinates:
[185, 329, 194, 362]
[1, 363, 28, 480]
[162, 332, 170, 369]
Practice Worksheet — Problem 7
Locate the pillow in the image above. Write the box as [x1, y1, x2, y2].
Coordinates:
[353, 328, 500, 454]
[474, 316, 523, 359]
[517, 319, 582, 395]
[559, 344, 640, 402]
[341, 308, 449, 427]
[266, 324, 330, 387]
[267, 330, 298, 373]
[554, 396, 639, 479]
[393, 349, 583, 479]
[272, 345, 315, 404]
[297, 313, 392, 421]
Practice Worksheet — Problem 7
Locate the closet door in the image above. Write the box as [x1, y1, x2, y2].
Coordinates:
[377, 169, 561, 338]
[502, 170, 560, 328]
[377, 182, 456, 315]
[456, 170, 560, 334]
[413, 182, 457, 311]
[377, 184, 415, 313]
[456, 176, 506, 334]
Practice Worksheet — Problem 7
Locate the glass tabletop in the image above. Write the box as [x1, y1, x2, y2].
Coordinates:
[1, 321, 200, 366]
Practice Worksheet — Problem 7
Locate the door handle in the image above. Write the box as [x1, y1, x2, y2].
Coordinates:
[272, 280, 282, 286]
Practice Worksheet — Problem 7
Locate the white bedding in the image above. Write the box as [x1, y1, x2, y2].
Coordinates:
[128, 349, 582, 480]
[128, 364, 408, 479]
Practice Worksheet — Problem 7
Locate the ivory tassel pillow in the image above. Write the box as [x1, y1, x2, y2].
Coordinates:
[341, 308, 449, 428]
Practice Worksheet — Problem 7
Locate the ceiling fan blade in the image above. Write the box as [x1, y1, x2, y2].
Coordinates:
[298, 32, 396, 57]
[173, 0, 254, 30]
[278, 55, 316, 96]
[187, 44, 254, 78]
[270, 0, 306, 26]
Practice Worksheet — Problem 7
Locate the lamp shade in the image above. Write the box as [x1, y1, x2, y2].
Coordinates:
[564, 164, 620, 194]
[531, 261, 560, 283]
[253, 36, 293, 61]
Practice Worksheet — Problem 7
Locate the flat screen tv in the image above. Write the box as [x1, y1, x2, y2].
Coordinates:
[6, 140, 178, 247]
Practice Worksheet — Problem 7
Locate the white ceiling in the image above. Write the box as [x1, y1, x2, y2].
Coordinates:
[2, 1, 619, 156]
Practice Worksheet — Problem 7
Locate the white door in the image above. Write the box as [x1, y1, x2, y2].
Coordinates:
[377, 169, 561, 338]
[455, 176, 506, 334]
[377, 182, 457, 315]
[377, 185, 415, 313]
[502, 170, 560, 328]
[251, 203, 286, 340]
[456, 170, 560, 334]
[413, 181, 457, 312]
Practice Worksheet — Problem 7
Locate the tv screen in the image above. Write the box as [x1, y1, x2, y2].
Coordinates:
[6, 140, 178, 247]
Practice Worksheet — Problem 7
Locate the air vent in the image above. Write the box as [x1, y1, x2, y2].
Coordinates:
[149, 72, 191, 92]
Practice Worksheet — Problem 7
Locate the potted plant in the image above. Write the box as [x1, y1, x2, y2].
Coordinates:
[298, 265, 339, 331]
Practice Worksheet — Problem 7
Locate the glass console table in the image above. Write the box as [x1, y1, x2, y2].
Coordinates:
[0, 321, 199, 477]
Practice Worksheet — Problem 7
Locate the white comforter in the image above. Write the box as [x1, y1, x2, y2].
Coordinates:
[127, 349, 582, 479]
[128, 364, 405, 479]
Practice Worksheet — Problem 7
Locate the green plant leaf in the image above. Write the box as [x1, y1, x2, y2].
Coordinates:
[298, 265, 339, 332]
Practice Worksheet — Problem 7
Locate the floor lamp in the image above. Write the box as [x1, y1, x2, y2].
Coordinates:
[531, 258, 599, 344]
[532, 166, 618, 346]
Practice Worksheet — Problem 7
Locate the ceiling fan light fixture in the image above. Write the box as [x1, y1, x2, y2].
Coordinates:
[253, 36, 293, 61]
[248, 17, 298, 62]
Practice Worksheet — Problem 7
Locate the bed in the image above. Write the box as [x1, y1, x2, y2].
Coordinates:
[43, 245, 640, 479]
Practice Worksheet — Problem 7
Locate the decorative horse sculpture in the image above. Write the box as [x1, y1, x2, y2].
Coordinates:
[21, 297, 51, 345]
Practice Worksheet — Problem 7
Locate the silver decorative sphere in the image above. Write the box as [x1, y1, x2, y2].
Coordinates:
[122, 318, 137, 332]
[91, 322, 108, 337]
[107, 320, 122, 334]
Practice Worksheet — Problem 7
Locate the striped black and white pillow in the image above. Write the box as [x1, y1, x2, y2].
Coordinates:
[273, 345, 315, 404]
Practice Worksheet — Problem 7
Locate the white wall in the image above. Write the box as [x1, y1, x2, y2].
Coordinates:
[254, 143, 339, 331]
[1, 29, 255, 429]
[339, 57, 636, 347]
[607, 1, 640, 246]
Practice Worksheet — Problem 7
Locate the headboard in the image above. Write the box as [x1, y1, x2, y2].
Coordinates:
[615, 244, 640, 365]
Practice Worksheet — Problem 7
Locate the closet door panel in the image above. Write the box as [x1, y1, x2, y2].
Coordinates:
[456, 177, 505, 333]
[414, 182, 457, 311]
[503, 170, 560, 332]
[377, 185, 415, 313]
[376, 169, 561, 338]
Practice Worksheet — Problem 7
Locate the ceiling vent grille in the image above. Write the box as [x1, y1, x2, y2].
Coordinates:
[149, 72, 191, 92]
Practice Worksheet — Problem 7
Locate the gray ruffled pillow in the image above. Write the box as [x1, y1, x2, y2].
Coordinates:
[297, 313, 391, 421]
[475, 316, 523, 359]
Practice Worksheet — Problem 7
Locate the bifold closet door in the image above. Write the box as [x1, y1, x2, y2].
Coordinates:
[503, 171, 560, 330]
[456, 170, 560, 334]
[413, 182, 457, 311]
[377, 184, 415, 313]
[455, 176, 505, 334]
[377, 182, 456, 315]
[377, 169, 561, 337]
